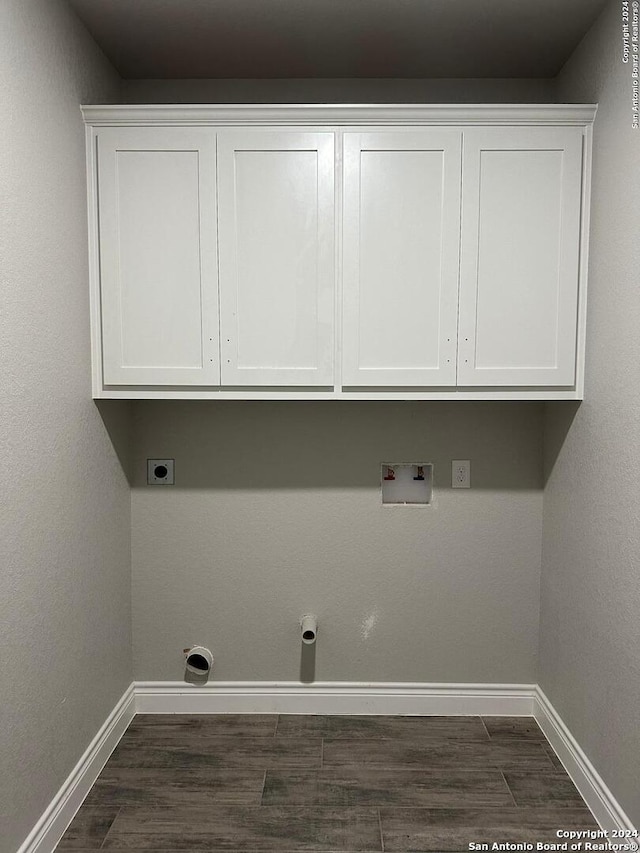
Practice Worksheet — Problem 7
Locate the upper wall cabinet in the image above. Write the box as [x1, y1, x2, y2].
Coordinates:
[96, 128, 219, 385]
[457, 128, 584, 387]
[217, 131, 335, 386]
[83, 104, 596, 400]
[342, 131, 461, 386]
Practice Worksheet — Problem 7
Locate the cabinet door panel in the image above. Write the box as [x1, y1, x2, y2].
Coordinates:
[458, 128, 583, 387]
[342, 131, 461, 386]
[217, 131, 335, 386]
[97, 128, 219, 386]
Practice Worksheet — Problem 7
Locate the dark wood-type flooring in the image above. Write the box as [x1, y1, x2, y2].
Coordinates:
[55, 714, 599, 852]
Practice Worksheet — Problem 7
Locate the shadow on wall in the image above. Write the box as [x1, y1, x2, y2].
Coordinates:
[300, 641, 316, 684]
[95, 400, 135, 485]
[542, 402, 581, 486]
[122, 400, 546, 491]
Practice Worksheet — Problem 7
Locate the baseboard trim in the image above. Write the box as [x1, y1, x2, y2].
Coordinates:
[534, 687, 638, 840]
[17, 681, 638, 852]
[134, 680, 536, 716]
[17, 683, 136, 853]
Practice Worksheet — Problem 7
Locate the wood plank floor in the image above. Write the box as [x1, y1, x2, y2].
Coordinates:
[55, 714, 599, 852]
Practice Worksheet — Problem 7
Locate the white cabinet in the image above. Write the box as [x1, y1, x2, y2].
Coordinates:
[457, 128, 584, 387]
[83, 105, 595, 400]
[96, 128, 219, 385]
[342, 131, 461, 386]
[217, 131, 335, 386]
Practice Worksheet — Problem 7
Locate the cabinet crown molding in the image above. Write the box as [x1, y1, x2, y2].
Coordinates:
[81, 103, 598, 127]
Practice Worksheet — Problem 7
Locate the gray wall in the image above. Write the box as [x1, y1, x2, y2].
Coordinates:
[132, 402, 543, 683]
[123, 76, 555, 104]
[541, 0, 640, 828]
[0, 2, 131, 851]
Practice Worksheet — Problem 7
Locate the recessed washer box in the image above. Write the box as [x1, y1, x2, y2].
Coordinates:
[381, 463, 433, 505]
[147, 459, 174, 485]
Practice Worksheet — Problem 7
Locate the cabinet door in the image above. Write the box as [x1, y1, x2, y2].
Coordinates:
[342, 131, 462, 386]
[458, 127, 583, 387]
[97, 128, 219, 386]
[217, 131, 335, 386]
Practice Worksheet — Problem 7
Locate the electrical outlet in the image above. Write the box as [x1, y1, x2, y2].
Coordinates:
[147, 459, 174, 485]
[451, 459, 470, 489]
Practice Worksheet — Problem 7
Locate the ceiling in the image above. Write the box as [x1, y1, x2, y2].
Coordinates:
[68, 0, 607, 80]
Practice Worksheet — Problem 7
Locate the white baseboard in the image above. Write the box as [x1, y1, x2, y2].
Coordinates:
[134, 680, 536, 716]
[534, 687, 638, 843]
[16, 681, 638, 853]
[17, 683, 136, 853]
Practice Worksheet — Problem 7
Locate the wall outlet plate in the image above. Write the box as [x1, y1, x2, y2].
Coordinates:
[147, 459, 175, 485]
[451, 459, 471, 488]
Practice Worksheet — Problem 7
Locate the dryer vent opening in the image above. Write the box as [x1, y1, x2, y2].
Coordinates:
[187, 653, 209, 671]
[184, 646, 214, 685]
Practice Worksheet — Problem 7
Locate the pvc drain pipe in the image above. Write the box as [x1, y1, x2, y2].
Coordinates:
[301, 615, 318, 645]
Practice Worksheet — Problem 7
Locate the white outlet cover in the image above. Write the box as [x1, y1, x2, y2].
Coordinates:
[451, 459, 471, 489]
[147, 459, 175, 485]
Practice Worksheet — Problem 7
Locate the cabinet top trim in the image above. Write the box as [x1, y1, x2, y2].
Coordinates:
[81, 103, 598, 127]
